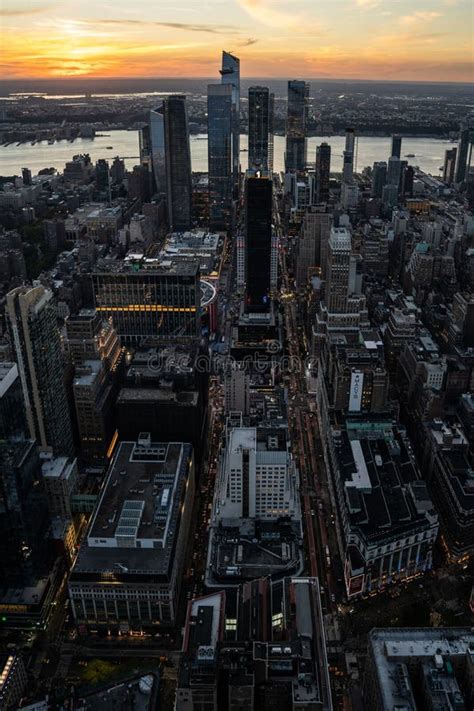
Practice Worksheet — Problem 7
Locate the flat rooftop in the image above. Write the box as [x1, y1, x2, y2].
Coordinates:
[332, 422, 436, 543]
[72, 439, 192, 577]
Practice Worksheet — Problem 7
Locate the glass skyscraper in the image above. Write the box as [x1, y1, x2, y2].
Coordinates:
[245, 173, 273, 312]
[6, 285, 74, 457]
[220, 51, 240, 196]
[149, 105, 166, 195]
[207, 83, 233, 231]
[248, 86, 272, 171]
[316, 142, 331, 203]
[163, 95, 192, 231]
[285, 80, 309, 173]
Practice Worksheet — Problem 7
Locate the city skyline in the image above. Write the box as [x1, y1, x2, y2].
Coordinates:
[1, 0, 473, 82]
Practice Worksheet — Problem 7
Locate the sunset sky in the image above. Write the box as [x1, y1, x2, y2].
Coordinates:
[0, 0, 473, 81]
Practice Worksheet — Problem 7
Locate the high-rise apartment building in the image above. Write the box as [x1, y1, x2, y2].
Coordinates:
[207, 83, 233, 230]
[163, 95, 192, 231]
[244, 173, 273, 312]
[220, 51, 240, 195]
[6, 286, 74, 456]
[316, 142, 331, 202]
[248, 86, 272, 171]
[285, 80, 309, 173]
[295, 208, 332, 288]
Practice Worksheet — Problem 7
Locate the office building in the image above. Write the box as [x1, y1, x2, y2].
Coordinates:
[391, 134, 402, 159]
[315, 142, 331, 203]
[387, 156, 401, 187]
[220, 51, 240, 195]
[341, 182, 359, 210]
[91, 258, 201, 344]
[163, 95, 192, 230]
[207, 83, 233, 230]
[371, 161, 387, 198]
[318, 332, 389, 417]
[295, 209, 332, 289]
[0, 654, 28, 710]
[285, 80, 309, 173]
[42, 455, 78, 519]
[224, 361, 250, 415]
[213, 422, 299, 521]
[382, 183, 398, 208]
[443, 147, 457, 185]
[0, 362, 27, 441]
[325, 419, 438, 598]
[248, 86, 272, 171]
[69, 436, 195, 631]
[6, 286, 74, 456]
[177, 577, 332, 711]
[244, 173, 273, 312]
[313, 227, 368, 355]
[454, 121, 472, 184]
[364, 628, 473, 711]
[116, 344, 208, 458]
[422, 420, 474, 561]
[148, 105, 166, 195]
[66, 308, 122, 368]
[0, 439, 52, 588]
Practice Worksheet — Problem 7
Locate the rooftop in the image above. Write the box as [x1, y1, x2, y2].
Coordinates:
[71, 438, 192, 577]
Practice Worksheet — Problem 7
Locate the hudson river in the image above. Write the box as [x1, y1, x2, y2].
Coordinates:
[0, 131, 454, 177]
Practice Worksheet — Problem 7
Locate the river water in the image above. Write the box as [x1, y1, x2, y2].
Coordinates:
[0, 131, 454, 177]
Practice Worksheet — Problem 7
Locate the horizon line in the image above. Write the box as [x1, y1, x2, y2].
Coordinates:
[0, 76, 473, 86]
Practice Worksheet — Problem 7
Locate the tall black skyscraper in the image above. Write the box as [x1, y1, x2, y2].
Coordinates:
[207, 83, 233, 230]
[316, 142, 331, 202]
[245, 174, 273, 312]
[391, 134, 402, 159]
[163, 95, 192, 231]
[220, 51, 240, 196]
[285, 80, 309, 173]
[372, 161, 387, 198]
[248, 86, 271, 171]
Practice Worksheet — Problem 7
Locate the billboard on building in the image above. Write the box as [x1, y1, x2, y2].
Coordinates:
[348, 370, 364, 412]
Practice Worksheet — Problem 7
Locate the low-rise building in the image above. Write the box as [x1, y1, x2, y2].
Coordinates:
[69, 435, 195, 632]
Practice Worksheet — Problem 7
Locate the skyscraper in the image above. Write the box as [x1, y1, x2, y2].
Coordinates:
[149, 105, 166, 195]
[248, 86, 270, 171]
[454, 121, 472, 184]
[391, 134, 402, 159]
[316, 142, 331, 202]
[163, 95, 192, 231]
[6, 286, 74, 456]
[325, 227, 353, 313]
[207, 83, 233, 230]
[285, 80, 309, 173]
[372, 161, 387, 198]
[443, 147, 457, 185]
[0, 439, 52, 587]
[245, 173, 273, 312]
[387, 156, 402, 187]
[342, 127, 356, 182]
[0, 363, 27, 441]
[220, 51, 240, 195]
